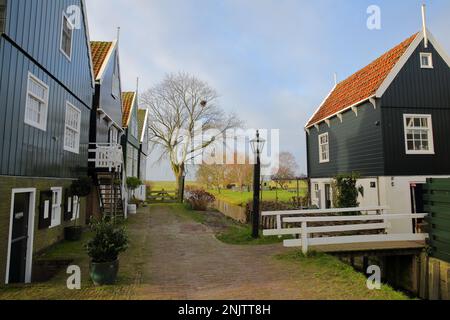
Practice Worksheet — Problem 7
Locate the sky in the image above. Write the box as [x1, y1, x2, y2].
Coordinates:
[85, 0, 450, 181]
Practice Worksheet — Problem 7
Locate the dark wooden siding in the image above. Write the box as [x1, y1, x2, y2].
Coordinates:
[4, 0, 93, 107]
[97, 47, 122, 127]
[0, 0, 6, 34]
[307, 101, 384, 178]
[381, 41, 450, 176]
[0, 38, 89, 178]
[91, 46, 123, 144]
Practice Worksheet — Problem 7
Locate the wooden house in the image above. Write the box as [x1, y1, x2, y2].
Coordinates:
[0, 0, 94, 284]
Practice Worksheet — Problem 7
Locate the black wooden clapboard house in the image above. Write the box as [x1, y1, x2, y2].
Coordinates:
[0, 0, 94, 284]
[305, 25, 450, 232]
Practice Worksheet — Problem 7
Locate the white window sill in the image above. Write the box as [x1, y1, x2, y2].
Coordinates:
[24, 119, 47, 132]
[64, 146, 80, 154]
[405, 151, 435, 155]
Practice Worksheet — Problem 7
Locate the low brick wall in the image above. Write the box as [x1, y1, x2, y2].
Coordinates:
[213, 199, 248, 223]
[0, 176, 86, 284]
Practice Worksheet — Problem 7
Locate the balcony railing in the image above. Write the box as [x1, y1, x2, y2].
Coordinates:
[88, 143, 123, 172]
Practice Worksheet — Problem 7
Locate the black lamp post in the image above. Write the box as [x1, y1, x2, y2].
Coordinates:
[250, 130, 266, 239]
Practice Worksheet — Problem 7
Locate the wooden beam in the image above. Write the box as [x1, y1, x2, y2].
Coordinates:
[337, 113, 343, 123]
[325, 119, 331, 127]
[351, 106, 358, 116]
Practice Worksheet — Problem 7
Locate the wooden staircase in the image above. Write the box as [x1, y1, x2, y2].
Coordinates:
[97, 173, 125, 221]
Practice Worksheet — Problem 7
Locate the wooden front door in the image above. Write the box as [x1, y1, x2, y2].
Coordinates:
[8, 192, 31, 284]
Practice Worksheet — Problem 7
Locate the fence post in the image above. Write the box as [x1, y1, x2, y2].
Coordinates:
[301, 221, 308, 255]
[277, 214, 282, 239]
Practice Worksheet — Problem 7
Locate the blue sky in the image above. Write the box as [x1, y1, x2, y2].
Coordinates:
[86, 0, 450, 180]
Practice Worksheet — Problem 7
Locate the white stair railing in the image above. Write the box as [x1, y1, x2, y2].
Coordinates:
[88, 143, 123, 172]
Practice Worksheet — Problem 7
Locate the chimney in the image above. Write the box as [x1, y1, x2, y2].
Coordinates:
[422, 4, 428, 48]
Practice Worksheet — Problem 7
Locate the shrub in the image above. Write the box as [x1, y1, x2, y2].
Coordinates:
[332, 173, 364, 209]
[85, 218, 129, 263]
[70, 177, 93, 197]
[186, 190, 216, 211]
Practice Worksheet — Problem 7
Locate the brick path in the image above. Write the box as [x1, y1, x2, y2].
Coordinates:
[133, 205, 341, 299]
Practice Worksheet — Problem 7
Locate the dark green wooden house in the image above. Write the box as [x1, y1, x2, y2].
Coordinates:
[0, 0, 94, 284]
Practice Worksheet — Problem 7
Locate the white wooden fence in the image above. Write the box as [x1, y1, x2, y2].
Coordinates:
[262, 206, 429, 254]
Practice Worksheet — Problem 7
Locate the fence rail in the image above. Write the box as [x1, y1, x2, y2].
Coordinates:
[262, 206, 428, 254]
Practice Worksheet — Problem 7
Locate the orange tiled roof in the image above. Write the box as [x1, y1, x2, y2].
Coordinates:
[307, 33, 418, 127]
[122, 92, 135, 127]
[90, 41, 113, 79]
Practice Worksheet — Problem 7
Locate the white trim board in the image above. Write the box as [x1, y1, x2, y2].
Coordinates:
[139, 109, 149, 143]
[96, 40, 117, 82]
[5, 188, 37, 285]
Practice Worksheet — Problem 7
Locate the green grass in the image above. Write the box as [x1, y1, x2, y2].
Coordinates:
[275, 251, 411, 300]
[148, 181, 308, 207]
[210, 189, 307, 206]
[216, 224, 292, 245]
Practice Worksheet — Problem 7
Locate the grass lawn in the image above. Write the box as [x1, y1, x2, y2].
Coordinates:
[275, 251, 411, 300]
[148, 180, 308, 207]
[210, 189, 307, 206]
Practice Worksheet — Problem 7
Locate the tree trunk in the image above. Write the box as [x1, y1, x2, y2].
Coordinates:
[172, 162, 185, 203]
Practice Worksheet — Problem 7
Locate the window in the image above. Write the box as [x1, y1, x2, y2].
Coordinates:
[50, 187, 62, 228]
[64, 102, 81, 154]
[318, 133, 330, 163]
[112, 54, 120, 98]
[0, 0, 6, 34]
[420, 53, 433, 69]
[71, 196, 80, 221]
[25, 73, 49, 131]
[126, 145, 139, 177]
[60, 13, 73, 60]
[403, 114, 434, 154]
[109, 127, 119, 144]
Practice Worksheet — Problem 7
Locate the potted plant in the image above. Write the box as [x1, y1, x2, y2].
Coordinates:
[126, 177, 142, 214]
[64, 177, 92, 241]
[86, 218, 128, 285]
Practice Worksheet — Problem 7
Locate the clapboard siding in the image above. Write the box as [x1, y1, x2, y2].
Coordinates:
[307, 101, 384, 178]
[4, 0, 93, 107]
[0, 38, 89, 178]
[381, 41, 450, 176]
[0, 0, 6, 34]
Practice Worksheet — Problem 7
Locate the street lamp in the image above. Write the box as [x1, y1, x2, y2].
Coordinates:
[250, 130, 266, 238]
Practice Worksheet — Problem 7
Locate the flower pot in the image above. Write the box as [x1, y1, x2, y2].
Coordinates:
[89, 259, 119, 285]
[64, 226, 83, 241]
[127, 204, 137, 215]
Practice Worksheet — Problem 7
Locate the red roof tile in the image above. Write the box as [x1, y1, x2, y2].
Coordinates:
[122, 92, 135, 127]
[90, 41, 113, 79]
[307, 33, 418, 127]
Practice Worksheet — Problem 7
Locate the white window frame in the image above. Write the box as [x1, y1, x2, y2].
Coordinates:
[60, 12, 74, 61]
[318, 133, 330, 163]
[64, 101, 81, 154]
[109, 126, 119, 144]
[25, 72, 49, 131]
[71, 196, 80, 221]
[50, 187, 62, 228]
[420, 52, 433, 69]
[403, 114, 435, 155]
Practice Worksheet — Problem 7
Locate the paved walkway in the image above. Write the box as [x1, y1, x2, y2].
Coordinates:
[129, 205, 400, 300]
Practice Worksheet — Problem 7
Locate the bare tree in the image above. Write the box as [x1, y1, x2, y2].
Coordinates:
[226, 153, 253, 192]
[140, 72, 241, 198]
[271, 152, 299, 190]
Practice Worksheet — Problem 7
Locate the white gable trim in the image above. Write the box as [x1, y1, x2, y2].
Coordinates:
[96, 40, 117, 82]
[376, 30, 450, 98]
[304, 84, 336, 129]
[139, 109, 149, 143]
